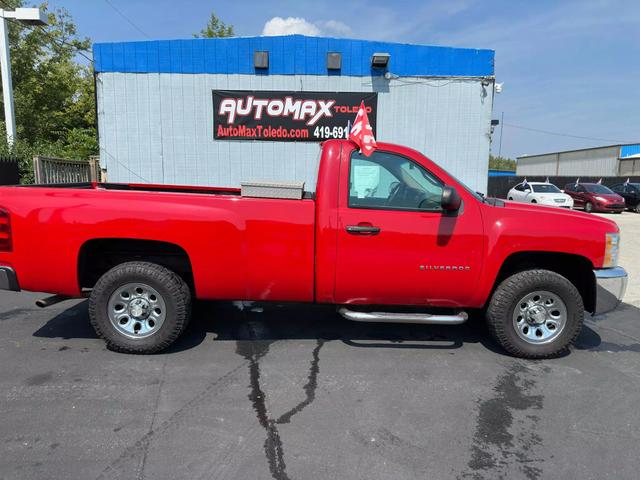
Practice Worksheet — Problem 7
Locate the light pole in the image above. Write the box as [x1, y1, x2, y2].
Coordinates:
[0, 8, 47, 145]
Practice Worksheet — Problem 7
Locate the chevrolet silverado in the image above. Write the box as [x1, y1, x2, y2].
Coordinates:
[0, 139, 628, 358]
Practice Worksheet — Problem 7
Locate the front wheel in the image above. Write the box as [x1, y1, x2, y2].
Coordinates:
[89, 261, 191, 353]
[635, 204, 640, 214]
[486, 269, 584, 358]
[584, 201, 594, 213]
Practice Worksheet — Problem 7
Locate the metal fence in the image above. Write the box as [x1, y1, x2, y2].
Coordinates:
[0, 156, 19, 185]
[33, 156, 101, 184]
[487, 176, 640, 199]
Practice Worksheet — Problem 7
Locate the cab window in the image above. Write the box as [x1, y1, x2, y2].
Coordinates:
[349, 150, 443, 211]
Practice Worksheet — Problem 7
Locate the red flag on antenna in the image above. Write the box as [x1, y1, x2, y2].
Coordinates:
[349, 101, 377, 157]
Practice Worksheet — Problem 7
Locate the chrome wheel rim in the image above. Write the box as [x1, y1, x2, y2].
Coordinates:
[512, 290, 567, 344]
[107, 283, 166, 339]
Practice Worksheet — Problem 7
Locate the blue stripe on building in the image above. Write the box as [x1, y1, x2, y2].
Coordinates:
[93, 35, 495, 77]
[488, 169, 516, 177]
[620, 144, 640, 158]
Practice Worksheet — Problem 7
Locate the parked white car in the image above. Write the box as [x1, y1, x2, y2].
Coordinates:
[507, 182, 574, 208]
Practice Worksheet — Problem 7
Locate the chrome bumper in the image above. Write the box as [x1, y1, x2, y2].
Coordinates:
[594, 267, 627, 315]
[0, 266, 19, 291]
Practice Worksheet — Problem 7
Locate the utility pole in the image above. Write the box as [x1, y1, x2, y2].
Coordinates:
[498, 111, 504, 158]
[0, 8, 47, 145]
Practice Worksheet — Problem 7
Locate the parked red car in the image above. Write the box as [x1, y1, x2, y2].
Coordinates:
[0, 140, 628, 358]
[563, 183, 626, 213]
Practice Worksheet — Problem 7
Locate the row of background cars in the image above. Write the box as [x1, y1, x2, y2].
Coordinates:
[507, 179, 640, 213]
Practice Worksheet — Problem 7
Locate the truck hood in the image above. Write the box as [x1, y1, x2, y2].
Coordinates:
[501, 199, 618, 230]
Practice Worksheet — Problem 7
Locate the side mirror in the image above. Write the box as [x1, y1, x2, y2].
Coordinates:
[441, 185, 462, 211]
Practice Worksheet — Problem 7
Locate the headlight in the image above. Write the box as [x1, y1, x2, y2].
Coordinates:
[604, 232, 620, 268]
[594, 196, 606, 202]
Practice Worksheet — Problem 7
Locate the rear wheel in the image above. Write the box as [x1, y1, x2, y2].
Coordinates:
[486, 269, 584, 358]
[584, 201, 594, 213]
[635, 204, 640, 214]
[508, 197, 513, 201]
[89, 261, 191, 353]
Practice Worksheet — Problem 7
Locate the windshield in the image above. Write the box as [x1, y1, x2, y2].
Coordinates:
[532, 184, 561, 193]
[585, 184, 614, 194]
[444, 170, 485, 202]
[414, 150, 486, 202]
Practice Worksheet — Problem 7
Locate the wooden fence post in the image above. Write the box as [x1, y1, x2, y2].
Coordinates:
[32, 156, 43, 184]
[88, 156, 99, 182]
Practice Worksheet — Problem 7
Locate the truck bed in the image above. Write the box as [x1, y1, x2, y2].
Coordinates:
[0, 182, 317, 301]
[22, 182, 316, 199]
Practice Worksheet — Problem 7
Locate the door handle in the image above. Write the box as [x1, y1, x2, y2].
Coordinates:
[346, 225, 381, 235]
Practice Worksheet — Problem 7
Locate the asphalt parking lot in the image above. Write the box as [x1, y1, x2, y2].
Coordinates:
[1, 212, 639, 480]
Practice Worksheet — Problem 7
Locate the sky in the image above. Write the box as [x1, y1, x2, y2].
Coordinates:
[46, 0, 640, 160]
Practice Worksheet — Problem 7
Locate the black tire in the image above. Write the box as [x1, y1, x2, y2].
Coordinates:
[508, 197, 513, 201]
[486, 269, 584, 359]
[585, 202, 593, 213]
[89, 261, 191, 354]
[635, 204, 640, 214]
[531, 199, 537, 203]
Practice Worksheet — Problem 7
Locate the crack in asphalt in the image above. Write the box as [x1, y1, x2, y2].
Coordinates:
[460, 363, 546, 480]
[136, 356, 167, 480]
[95, 361, 248, 480]
[236, 321, 324, 480]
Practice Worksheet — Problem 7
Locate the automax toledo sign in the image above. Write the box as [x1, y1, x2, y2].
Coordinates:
[213, 90, 377, 142]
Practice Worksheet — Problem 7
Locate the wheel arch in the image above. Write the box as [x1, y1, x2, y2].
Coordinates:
[78, 238, 195, 294]
[490, 251, 596, 313]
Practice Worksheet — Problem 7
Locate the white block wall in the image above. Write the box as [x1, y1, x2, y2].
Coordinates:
[97, 73, 494, 193]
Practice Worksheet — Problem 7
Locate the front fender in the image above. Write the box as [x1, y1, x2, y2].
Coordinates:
[473, 202, 615, 307]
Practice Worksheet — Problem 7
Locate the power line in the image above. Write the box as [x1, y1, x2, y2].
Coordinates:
[504, 122, 635, 144]
[100, 146, 152, 183]
[35, 24, 93, 64]
[103, 0, 150, 39]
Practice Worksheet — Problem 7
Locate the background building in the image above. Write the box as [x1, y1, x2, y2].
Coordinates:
[94, 35, 495, 192]
[517, 144, 640, 177]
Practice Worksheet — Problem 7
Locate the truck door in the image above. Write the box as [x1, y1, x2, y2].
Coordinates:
[334, 148, 483, 307]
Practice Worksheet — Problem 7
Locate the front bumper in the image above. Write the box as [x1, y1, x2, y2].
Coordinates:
[542, 200, 573, 208]
[595, 203, 625, 212]
[594, 267, 627, 315]
[0, 266, 19, 291]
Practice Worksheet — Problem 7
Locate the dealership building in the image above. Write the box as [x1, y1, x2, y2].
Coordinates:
[517, 144, 640, 177]
[93, 35, 495, 192]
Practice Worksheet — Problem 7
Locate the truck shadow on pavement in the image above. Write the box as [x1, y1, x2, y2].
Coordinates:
[33, 300, 640, 356]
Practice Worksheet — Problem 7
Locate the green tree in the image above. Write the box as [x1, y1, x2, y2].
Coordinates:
[489, 154, 516, 171]
[0, 0, 96, 177]
[194, 11, 234, 38]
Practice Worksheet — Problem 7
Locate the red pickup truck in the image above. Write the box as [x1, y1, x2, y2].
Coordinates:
[0, 140, 628, 358]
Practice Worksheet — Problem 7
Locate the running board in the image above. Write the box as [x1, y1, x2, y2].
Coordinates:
[338, 308, 468, 325]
